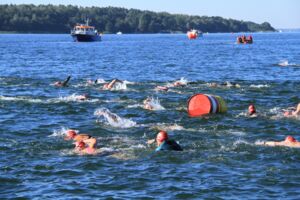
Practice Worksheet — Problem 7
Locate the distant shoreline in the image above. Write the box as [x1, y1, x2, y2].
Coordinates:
[0, 4, 275, 33]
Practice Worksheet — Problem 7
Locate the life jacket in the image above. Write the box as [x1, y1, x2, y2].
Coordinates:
[155, 140, 183, 151]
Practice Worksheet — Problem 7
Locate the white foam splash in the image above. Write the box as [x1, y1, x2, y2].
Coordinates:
[49, 127, 78, 137]
[278, 60, 289, 67]
[94, 108, 136, 128]
[123, 80, 135, 85]
[144, 97, 165, 110]
[249, 84, 270, 88]
[277, 60, 300, 67]
[112, 82, 127, 90]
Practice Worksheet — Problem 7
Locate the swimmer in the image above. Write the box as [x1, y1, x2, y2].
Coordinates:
[76, 94, 89, 101]
[64, 129, 93, 143]
[54, 76, 71, 87]
[103, 79, 123, 90]
[284, 103, 300, 117]
[261, 136, 300, 148]
[155, 86, 169, 91]
[248, 104, 256, 116]
[96, 109, 119, 123]
[143, 97, 154, 110]
[172, 80, 187, 87]
[87, 79, 98, 85]
[147, 131, 183, 151]
[75, 138, 97, 154]
[221, 81, 240, 88]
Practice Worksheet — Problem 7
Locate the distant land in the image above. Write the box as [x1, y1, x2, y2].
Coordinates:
[0, 4, 275, 33]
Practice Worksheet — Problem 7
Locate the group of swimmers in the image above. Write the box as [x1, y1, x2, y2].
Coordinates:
[248, 103, 300, 148]
[64, 129, 97, 154]
[54, 75, 300, 152]
[63, 129, 182, 154]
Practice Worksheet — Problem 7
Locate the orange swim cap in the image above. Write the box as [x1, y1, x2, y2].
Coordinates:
[66, 130, 77, 139]
[285, 135, 297, 143]
[156, 131, 168, 143]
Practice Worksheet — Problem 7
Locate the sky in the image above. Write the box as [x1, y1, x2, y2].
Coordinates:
[1, 0, 300, 29]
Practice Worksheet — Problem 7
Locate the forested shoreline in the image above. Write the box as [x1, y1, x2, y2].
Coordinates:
[0, 4, 276, 33]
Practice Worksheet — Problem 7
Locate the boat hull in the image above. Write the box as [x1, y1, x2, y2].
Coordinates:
[71, 34, 101, 42]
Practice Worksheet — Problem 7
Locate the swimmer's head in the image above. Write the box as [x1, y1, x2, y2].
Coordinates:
[77, 141, 86, 150]
[285, 135, 297, 143]
[65, 130, 77, 140]
[156, 131, 168, 144]
[248, 104, 256, 115]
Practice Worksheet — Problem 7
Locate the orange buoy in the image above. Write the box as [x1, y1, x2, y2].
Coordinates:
[187, 29, 198, 39]
[187, 94, 227, 117]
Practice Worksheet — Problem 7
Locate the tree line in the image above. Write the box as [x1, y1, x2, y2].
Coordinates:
[0, 4, 275, 33]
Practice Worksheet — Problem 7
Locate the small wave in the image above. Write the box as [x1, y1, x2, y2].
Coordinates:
[127, 104, 143, 108]
[94, 108, 136, 128]
[151, 123, 185, 131]
[249, 84, 270, 88]
[227, 130, 246, 136]
[0, 95, 43, 103]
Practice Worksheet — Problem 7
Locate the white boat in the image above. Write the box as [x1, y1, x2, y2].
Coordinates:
[71, 19, 101, 42]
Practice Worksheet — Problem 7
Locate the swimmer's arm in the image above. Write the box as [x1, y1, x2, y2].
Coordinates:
[107, 79, 117, 88]
[74, 134, 91, 142]
[264, 141, 282, 146]
[62, 76, 71, 86]
[147, 139, 155, 145]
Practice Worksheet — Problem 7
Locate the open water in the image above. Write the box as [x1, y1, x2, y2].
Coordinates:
[0, 33, 300, 199]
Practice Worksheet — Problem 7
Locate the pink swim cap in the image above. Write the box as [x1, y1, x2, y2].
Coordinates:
[156, 131, 168, 143]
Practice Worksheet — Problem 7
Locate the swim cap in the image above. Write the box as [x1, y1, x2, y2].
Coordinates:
[285, 135, 296, 143]
[248, 104, 256, 115]
[66, 130, 77, 139]
[77, 141, 86, 149]
[156, 131, 168, 143]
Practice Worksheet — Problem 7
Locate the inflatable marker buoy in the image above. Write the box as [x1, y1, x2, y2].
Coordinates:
[187, 29, 198, 39]
[187, 94, 227, 117]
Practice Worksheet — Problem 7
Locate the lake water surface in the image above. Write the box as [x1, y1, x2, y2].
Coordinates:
[1, 33, 300, 199]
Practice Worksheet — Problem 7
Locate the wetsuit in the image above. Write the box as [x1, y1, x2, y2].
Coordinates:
[155, 140, 183, 151]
